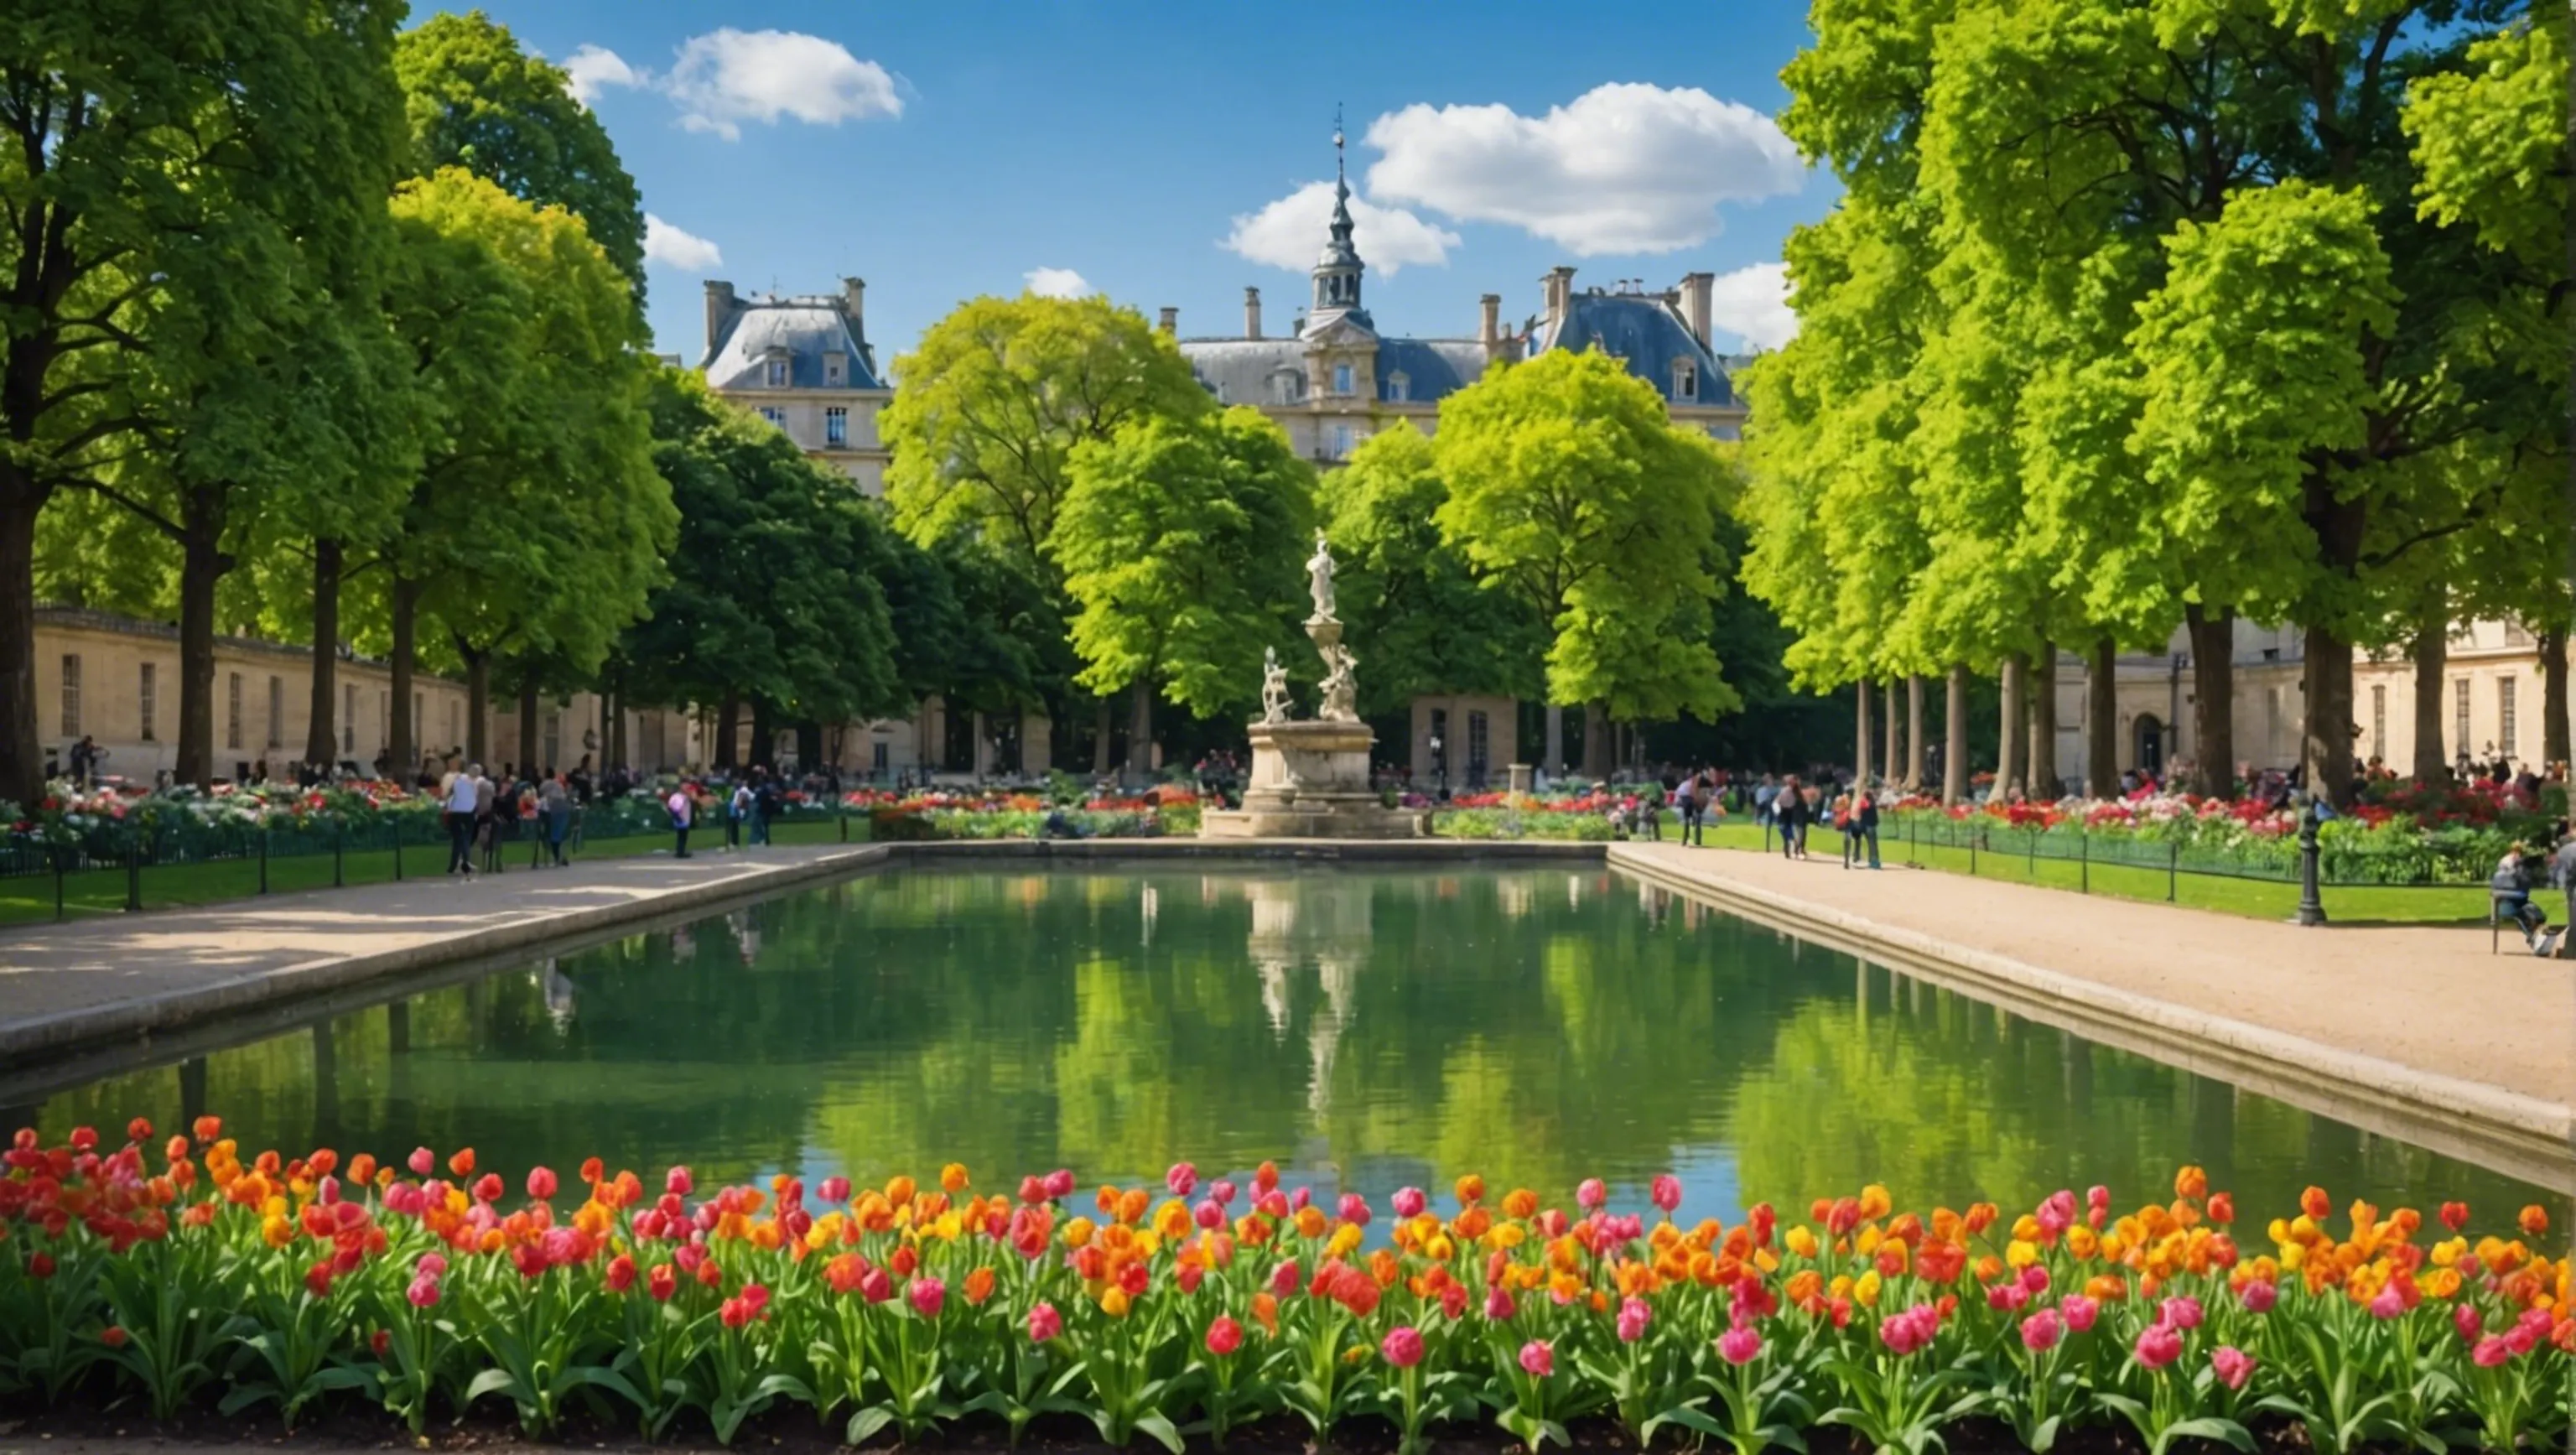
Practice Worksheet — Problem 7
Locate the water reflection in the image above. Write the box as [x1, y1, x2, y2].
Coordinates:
[29, 867, 2566, 1228]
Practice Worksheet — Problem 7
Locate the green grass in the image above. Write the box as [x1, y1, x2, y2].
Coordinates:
[1679, 819, 2492, 925]
[0, 815, 872, 928]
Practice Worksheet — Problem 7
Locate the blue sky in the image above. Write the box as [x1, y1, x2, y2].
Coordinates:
[471, 1, 1833, 368]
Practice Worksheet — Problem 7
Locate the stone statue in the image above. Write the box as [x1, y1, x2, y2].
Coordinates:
[1259, 646, 1292, 725]
[1319, 642, 1359, 722]
[1305, 529, 1337, 622]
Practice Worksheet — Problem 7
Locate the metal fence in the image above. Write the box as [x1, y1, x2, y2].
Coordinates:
[0, 800, 870, 923]
[1862, 813, 2490, 901]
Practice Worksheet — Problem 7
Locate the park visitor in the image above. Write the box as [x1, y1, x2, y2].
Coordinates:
[1754, 773, 1779, 850]
[443, 764, 479, 876]
[1774, 775, 1806, 860]
[728, 780, 751, 850]
[1852, 785, 1882, 870]
[667, 782, 696, 859]
[541, 775, 573, 867]
[2490, 844, 2563, 958]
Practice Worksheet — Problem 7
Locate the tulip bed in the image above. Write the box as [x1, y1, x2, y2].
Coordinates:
[3, 1122, 2568, 1455]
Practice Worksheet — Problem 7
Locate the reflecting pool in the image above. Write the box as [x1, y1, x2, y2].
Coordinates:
[24, 867, 2567, 1223]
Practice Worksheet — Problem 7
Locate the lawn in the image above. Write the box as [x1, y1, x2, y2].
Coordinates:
[1679, 818, 2491, 925]
[0, 814, 868, 928]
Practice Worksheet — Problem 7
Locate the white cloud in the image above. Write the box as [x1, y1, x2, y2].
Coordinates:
[1221, 181, 1461, 276]
[1023, 267, 1091, 299]
[562, 44, 641, 104]
[1706, 261, 1796, 350]
[663, 29, 900, 140]
[1363, 84, 1805, 256]
[643, 214, 724, 272]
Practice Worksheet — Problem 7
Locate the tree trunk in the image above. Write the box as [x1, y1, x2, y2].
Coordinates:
[2537, 627, 2569, 772]
[1905, 674, 1925, 791]
[1854, 678, 1872, 787]
[2303, 624, 2356, 808]
[750, 698, 776, 769]
[461, 649, 490, 767]
[517, 672, 539, 777]
[1942, 665, 1968, 806]
[715, 696, 741, 770]
[2184, 604, 2236, 798]
[389, 575, 420, 782]
[2411, 611, 2449, 783]
[174, 518, 232, 789]
[0, 487, 44, 806]
[607, 686, 627, 771]
[2086, 638, 2119, 799]
[1996, 653, 2027, 798]
[1581, 702, 1612, 781]
[796, 719, 823, 772]
[1883, 680, 1900, 787]
[1125, 679, 1153, 782]
[2028, 642, 2058, 799]
[1544, 704, 1564, 779]
[303, 538, 343, 772]
[1092, 696, 1113, 776]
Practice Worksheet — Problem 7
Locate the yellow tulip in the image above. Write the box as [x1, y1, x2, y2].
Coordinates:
[1785, 1227, 1820, 1260]
[2006, 1239, 2038, 1268]
[1853, 1271, 1883, 1307]
[1100, 1286, 1130, 1318]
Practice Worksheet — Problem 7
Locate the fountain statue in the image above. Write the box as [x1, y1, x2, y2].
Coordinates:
[1202, 534, 1426, 839]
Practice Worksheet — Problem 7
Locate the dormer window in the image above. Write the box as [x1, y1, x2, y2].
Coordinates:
[1386, 372, 1409, 403]
[823, 351, 846, 387]
[1673, 359, 1697, 401]
[1270, 367, 1304, 405]
[764, 353, 789, 387]
[1332, 362, 1353, 395]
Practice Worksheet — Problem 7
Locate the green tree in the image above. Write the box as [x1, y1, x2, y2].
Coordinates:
[373, 169, 668, 772]
[392, 9, 645, 294]
[617, 367, 905, 765]
[1433, 349, 1738, 778]
[0, 1, 415, 804]
[1317, 423, 1545, 719]
[1052, 407, 1314, 777]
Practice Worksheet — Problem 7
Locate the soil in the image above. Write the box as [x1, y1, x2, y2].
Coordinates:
[0, 1398, 2391, 1455]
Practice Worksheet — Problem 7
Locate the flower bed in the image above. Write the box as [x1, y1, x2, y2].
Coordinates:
[854, 788, 1199, 841]
[4, 1123, 2564, 1452]
[1431, 792, 1633, 840]
[1881, 787, 2549, 886]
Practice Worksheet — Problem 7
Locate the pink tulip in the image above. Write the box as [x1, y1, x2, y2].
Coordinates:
[2161, 1295, 2203, 1331]
[2210, 1346, 2255, 1391]
[1290, 1186, 1311, 1213]
[1519, 1339, 1554, 1377]
[2061, 1294, 2100, 1333]
[666, 1166, 693, 1197]
[416, 1252, 448, 1276]
[1209, 1178, 1237, 1208]
[2134, 1322, 2184, 1370]
[2239, 1279, 2277, 1314]
[1166, 1162, 1197, 1198]
[1987, 1281, 2030, 1312]
[2368, 1286, 2405, 1320]
[1484, 1286, 1516, 1321]
[910, 1277, 945, 1319]
[1576, 1178, 1607, 1210]
[1382, 1326, 1425, 1367]
[1337, 1192, 1370, 1226]
[2036, 1190, 2076, 1237]
[405, 1274, 440, 1307]
[1043, 1169, 1076, 1200]
[2020, 1309, 2063, 1352]
[1027, 1302, 1062, 1343]
[1270, 1260, 1301, 1296]
[1716, 1324, 1763, 1365]
[2018, 1264, 2050, 1296]
[1195, 1198, 1225, 1229]
[2472, 1335, 2512, 1367]
[2454, 1303, 2482, 1343]
[1392, 1187, 1427, 1219]
[860, 1267, 893, 1304]
[408, 1147, 434, 1177]
[1207, 1315, 1244, 1356]
[1616, 1297, 1651, 1343]
[819, 1176, 851, 1204]
[526, 1167, 558, 1202]
[1650, 1175, 1682, 1213]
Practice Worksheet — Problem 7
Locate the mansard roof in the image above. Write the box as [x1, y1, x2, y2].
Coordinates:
[1530, 289, 1734, 406]
[702, 298, 885, 392]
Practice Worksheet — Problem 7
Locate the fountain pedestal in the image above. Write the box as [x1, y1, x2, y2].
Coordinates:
[1200, 720, 1426, 839]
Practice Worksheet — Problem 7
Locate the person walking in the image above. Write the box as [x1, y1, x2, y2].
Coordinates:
[475, 766, 503, 874]
[1853, 784, 1882, 869]
[541, 774, 573, 867]
[2490, 844, 2563, 957]
[667, 781, 696, 859]
[1674, 770, 1700, 847]
[1754, 773, 1780, 851]
[727, 779, 751, 850]
[1774, 775, 1805, 860]
[444, 764, 479, 876]
[751, 768, 777, 845]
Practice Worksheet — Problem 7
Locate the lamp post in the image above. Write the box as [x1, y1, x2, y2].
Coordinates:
[2294, 792, 2329, 926]
[1429, 734, 1446, 798]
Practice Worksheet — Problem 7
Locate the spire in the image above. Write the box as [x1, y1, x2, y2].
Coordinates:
[1311, 104, 1366, 328]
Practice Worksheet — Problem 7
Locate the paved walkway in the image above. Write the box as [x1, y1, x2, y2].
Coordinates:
[0, 844, 885, 1058]
[1612, 841, 2573, 1174]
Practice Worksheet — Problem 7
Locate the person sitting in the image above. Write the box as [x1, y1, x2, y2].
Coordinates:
[2490, 844, 2564, 957]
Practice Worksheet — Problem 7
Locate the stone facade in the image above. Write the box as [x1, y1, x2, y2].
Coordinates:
[699, 278, 894, 496]
[2044, 617, 2570, 790]
[29, 607, 697, 783]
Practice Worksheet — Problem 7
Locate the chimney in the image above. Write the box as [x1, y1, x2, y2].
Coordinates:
[1158, 306, 1177, 335]
[1244, 287, 1262, 340]
[841, 276, 866, 335]
[1479, 293, 1506, 366]
[1542, 267, 1576, 332]
[704, 280, 738, 357]
[1677, 271, 1715, 350]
